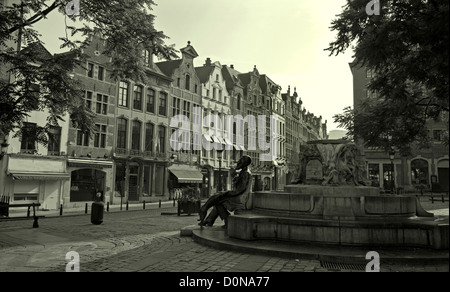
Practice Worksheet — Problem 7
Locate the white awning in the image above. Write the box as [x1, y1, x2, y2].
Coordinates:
[168, 165, 204, 183]
[8, 172, 71, 180]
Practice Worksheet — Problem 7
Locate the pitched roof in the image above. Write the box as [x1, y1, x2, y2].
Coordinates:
[195, 65, 215, 84]
[155, 59, 183, 77]
[19, 42, 53, 60]
[222, 65, 243, 91]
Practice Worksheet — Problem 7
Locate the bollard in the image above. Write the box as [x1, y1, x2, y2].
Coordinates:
[159, 200, 161, 208]
[91, 192, 104, 225]
[106, 202, 109, 212]
[143, 200, 146, 210]
[126, 201, 129, 211]
[60, 204, 63, 216]
[32, 204, 39, 228]
[85, 203, 88, 214]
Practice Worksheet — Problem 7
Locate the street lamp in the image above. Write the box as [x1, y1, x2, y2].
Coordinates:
[217, 149, 224, 192]
[389, 147, 395, 194]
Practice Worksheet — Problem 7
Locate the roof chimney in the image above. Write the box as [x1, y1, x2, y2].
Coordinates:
[230, 65, 234, 69]
[205, 58, 212, 66]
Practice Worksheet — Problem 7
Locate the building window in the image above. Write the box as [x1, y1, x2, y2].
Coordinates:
[76, 130, 89, 147]
[96, 94, 108, 115]
[117, 118, 128, 149]
[411, 159, 429, 185]
[183, 101, 191, 120]
[98, 66, 104, 81]
[119, 81, 129, 107]
[237, 94, 241, 110]
[185, 74, 191, 91]
[177, 78, 181, 87]
[20, 122, 37, 153]
[172, 97, 181, 117]
[159, 92, 167, 116]
[158, 125, 166, 153]
[213, 88, 217, 100]
[84, 91, 93, 110]
[145, 123, 154, 152]
[146, 88, 155, 113]
[94, 124, 107, 148]
[195, 84, 198, 94]
[368, 164, 380, 187]
[48, 126, 61, 155]
[133, 85, 143, 110]
[206, 89, 210, 97]
[87, 63, 94, 78]
[433, 130, 443, 142]
[131, 120, 141, 152]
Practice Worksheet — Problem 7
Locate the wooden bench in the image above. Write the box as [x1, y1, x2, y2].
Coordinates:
[0, 203, 43, 228]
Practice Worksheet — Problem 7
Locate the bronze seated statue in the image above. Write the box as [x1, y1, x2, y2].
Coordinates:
[198, 155, 252, 228]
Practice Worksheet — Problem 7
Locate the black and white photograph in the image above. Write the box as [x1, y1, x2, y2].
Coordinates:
[0, 0, 448, 278]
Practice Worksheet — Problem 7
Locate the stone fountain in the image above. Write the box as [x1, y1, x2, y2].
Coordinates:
[227, 140, 448, 249]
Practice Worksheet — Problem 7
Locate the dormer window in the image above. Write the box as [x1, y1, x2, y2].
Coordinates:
[142, 50, 152, 67]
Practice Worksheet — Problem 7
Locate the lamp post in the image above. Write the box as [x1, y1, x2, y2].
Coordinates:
[389, 147, 395, 194]
[217, 149, 224, 192]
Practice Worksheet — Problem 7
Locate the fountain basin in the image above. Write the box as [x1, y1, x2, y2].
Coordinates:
[227, 187, 448, 249]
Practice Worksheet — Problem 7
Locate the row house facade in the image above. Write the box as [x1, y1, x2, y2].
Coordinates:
[1, 40, 72, 209]
[283, 86, 328, 186]
[155, 42, 205, 197]
[1, 32, 328, 210]
[195, 57, 234, 194]
[350, 61, 449, 193]
[66, 34, 115, 207]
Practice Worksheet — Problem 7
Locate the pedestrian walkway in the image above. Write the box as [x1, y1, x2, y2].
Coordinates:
[6, 199, 178, 219]
[0, 194, 448, 273]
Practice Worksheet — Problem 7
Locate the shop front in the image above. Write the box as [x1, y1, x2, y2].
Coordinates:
[67, 158, 113, 208]
[168, 164, 203, 199]
[4, 156, 70, 210]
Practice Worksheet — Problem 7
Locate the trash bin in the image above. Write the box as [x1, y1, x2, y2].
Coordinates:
[91, 192, 104, 225]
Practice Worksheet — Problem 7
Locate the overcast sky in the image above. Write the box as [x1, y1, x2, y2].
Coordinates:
[33, 0, 354, 133]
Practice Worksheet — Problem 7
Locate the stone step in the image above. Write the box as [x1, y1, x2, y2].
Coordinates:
[227, 212, 449, 249]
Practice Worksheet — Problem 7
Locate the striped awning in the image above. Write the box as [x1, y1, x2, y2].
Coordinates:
[8, 172, 71, 181]
[168, 165, 203, 183]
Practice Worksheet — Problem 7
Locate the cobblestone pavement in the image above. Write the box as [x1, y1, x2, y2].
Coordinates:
[0, 196, 448, 273]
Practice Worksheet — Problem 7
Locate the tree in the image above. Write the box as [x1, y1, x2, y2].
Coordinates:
[0, 0, 178, 145]
[327, 0, 449, 155]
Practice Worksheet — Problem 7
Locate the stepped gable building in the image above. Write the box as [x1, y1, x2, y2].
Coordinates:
[65, 33, 116, 207]
[195, 57, 233, 193]
[156, 42, 205, 197]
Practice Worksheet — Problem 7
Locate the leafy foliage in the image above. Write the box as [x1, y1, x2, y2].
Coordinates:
[327, 0, 449, 154]
[0, 0, 177, 143]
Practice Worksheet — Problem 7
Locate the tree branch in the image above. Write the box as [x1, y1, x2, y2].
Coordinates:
[6, 1, 62, 36]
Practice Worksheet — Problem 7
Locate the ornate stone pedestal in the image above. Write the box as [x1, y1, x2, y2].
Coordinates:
[227, 140, 449, 249]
